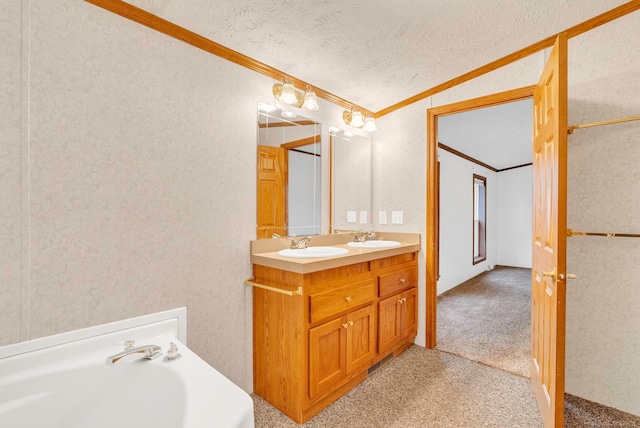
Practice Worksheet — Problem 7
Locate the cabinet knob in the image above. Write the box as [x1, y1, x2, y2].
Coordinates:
[397, 298, 404, 304]
[342, 323, 349, 329]
[345, 296, 352, 302]
[399, 278, 406, 284]
[348, 321, 354, 327]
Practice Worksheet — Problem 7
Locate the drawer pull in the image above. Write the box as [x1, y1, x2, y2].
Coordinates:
[399, 278, 406, 284]
[345, 296, 352, 302]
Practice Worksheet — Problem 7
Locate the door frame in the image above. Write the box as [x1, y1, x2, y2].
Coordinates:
[425, 85, 536, 348]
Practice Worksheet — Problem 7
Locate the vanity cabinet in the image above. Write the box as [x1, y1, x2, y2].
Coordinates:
[252, 250, 418, 424]
[309, 304, 375, 399]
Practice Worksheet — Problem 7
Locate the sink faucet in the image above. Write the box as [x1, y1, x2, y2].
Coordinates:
[288, 236, 311, 249]
[106, 344, 162, 365]
[353, 231, 375, 242]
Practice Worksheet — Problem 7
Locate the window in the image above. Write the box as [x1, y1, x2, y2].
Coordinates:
[473, 174, 486, 264]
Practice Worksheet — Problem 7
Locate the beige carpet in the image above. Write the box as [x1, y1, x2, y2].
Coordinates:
[436, 265, 532, 378]
[254, 346, 543, 428]
[253, 345, 640, 427]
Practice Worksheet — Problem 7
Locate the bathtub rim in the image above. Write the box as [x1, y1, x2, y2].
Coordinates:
[0, 307, 187, 360]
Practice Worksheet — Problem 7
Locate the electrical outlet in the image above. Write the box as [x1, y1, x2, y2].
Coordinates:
[391, 211, 404, 225]
[360, 211, 368, 224]
[379, 211, 387, 225]
[347, 211, 357, 223]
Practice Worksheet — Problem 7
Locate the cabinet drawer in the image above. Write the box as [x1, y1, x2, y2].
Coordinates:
[378, 267, 417, 297]
[310, 280, 374, 323]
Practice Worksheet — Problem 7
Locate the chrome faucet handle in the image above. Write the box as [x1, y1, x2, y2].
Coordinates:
[165, 342, 182, 362]
[352, 231, 368, 242]
[106, 344, 162, 365]
[288, 236, 311, 249]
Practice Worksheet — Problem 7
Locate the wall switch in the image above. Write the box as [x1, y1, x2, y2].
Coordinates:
[359, 211, 368, 224]
[391, 211, 404, 225]
[379, 211, 387, 225]
[347, 211, 357, 223]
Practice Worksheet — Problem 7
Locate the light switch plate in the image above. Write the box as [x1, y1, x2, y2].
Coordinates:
[347, 211, 357, 223]
[379, 211, 387, 225]
[359, 211, 368, 224]
[391, 211, 404, 225]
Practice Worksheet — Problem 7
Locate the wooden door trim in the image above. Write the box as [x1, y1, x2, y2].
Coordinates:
[425, 84, 535, 348]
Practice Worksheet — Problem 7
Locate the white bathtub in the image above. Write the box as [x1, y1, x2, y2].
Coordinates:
[0, 309, 254, 428]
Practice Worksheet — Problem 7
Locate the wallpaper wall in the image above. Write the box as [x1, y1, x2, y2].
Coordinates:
[374, 9, 639, 416]
[437, 150, 497, 295]
[1, 0, 354, 393]
[565, 9, 640, 414]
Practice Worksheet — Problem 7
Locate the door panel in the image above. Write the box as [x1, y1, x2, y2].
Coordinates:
[346, 306, 375, 373]
[257, 145, 286, 238]
[309, 317, 346, 399]
[400, 288, 418, 339]
[378, 295, 401, 355]
[531, 34, 568, 428]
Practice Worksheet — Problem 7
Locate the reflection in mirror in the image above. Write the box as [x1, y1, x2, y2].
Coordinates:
[331, 130, 372, 233]
[256, 104, 321, 239]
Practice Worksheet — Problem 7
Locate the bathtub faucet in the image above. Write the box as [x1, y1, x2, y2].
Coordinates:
[106, 344, 162, 365]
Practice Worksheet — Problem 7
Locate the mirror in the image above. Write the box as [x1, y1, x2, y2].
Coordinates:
[331, 130, 373, 232]
[256, 104, 322, 239]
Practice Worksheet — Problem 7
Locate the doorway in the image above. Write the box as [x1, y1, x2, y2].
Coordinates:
[425, 85, 536, 349]
[432, 91, 534, 377]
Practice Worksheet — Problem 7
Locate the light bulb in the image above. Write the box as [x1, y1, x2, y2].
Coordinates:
[351, 110, 364, 128]
[302, 88, 319, 111]
[280, 79, 298, 105]
[364, 115, 377, 132]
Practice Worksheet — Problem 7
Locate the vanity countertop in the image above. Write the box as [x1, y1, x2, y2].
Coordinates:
[250, 232, 420, 274]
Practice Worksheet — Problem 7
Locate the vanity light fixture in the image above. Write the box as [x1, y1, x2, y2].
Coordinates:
[342, 109, 377, 132]
[364, 114, 377, 132]
[272, 78, 320, 111]
[302, 86, 319, 111]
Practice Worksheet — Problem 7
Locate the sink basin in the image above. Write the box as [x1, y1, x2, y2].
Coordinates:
[277, 246, 349, 259]
[347, 240, 402, 249]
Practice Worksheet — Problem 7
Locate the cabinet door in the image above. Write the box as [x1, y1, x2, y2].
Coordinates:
[378, 294, 401, 356]
[400, 287, 418, 340]
[346, 305, 375, 373]
[309, 317, 347, 399]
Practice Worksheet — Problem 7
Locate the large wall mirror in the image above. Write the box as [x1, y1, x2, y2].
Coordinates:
[331, 130, 373, 232]
[256, 104, 322, 239]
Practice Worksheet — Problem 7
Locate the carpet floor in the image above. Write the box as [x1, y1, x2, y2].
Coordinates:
[436, 265, 532, 377]
[254, 346, 543, 428]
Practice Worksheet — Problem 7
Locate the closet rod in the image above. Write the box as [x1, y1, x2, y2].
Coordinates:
[567, 228, 640, 238]
[567, 115, 640, 134]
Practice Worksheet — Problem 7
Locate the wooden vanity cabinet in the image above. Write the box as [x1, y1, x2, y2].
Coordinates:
[252, 251, 418, 424]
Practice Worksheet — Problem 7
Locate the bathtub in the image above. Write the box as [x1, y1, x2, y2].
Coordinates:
[0, 308, 254, 428]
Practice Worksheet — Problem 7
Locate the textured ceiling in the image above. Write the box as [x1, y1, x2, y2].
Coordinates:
[125, 0, 627, 112]
[438, 99, 533, 170]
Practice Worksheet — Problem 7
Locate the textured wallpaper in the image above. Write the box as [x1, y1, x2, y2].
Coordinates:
[564, 10, 640, 413]
[1, 0, 351, 392]
[0, 0, 23, 346]
[374, 8, 640, 416]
